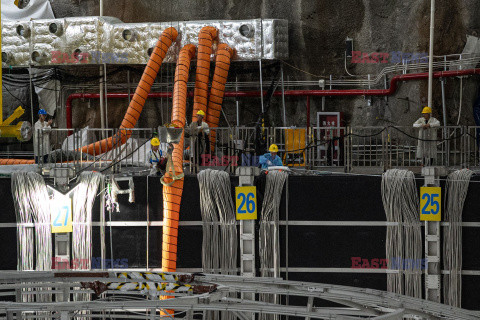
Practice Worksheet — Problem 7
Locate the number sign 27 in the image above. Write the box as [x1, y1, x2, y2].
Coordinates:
[51, 196, 73, 233]
[420, 187, 441, 221]
[235, 186, 257, 220]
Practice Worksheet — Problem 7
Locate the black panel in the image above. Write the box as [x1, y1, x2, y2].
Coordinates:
[1, 173, 480, 311]
[111, 226, 147, 268]
[284, 175, 385, 221]
[285, 226, 386, 268]
[178, 175, 202, 221]
[0, 228, 17, 270]
[461, 175, 480, 222]
[462, 228, 480, 270]
[462, 275, 480, 310]
[0, 178, 16, 223]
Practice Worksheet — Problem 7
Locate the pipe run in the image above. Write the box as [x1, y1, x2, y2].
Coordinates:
[65, 68, 480, 132]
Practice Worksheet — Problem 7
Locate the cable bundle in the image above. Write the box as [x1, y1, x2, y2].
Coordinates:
[398, 171, 422, 299]
[198, 169, 237, 320]
[259, 170, 288, 278]
[443, 169, 473, 307]
[72, 171, 103, 270]
[12, 172, 53, 304]
[198, 169, 237, 275]
[72, 171, 104, 309]
[11, 172, 35, 302]
[26, 173, 53, 305]
[381, 169, 422, 297]
[258, 170, 288, 320]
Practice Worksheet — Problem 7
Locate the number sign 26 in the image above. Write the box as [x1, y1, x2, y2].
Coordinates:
[235, 186, 257, 220]
[420, 187, 441, 221]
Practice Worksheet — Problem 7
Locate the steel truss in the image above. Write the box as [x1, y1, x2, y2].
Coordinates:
[0, 272, 479, 319]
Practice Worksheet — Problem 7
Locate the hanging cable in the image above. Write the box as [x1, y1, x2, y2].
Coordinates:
[258, 170, 288, 320]
[382, 169, 422, 296]
[12, 172, 52, 302]
[198, 169, 237, 320]
[443, 168, 473, 307]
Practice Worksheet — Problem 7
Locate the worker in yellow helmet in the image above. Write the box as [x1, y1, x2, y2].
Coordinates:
[188, 110, 210, 168]
[259, 144, 283, 169]
[147, 137, 167, 175]
[413, 106, 440, 166]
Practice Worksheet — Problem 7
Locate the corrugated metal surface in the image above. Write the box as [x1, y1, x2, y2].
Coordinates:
[1, 16, 288, 66]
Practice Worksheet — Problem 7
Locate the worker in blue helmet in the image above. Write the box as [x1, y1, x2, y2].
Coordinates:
[259, 144, 283, 169]
[33, 109, 53, 164]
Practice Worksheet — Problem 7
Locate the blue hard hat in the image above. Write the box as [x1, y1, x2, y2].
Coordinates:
[38, 109, 47, 115]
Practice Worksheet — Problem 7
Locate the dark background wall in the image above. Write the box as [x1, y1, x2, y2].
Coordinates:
[1, 173, 480, 309]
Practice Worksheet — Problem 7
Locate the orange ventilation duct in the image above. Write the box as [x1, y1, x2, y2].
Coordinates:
[80, 27, 178, 155]
[206, 43, 235, 151]
[161, 44, 196, 272]
[0, 159, 35, 165]
[192, 26, 218, 123]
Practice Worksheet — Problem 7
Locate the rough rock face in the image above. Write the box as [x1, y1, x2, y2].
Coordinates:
[47, 0, 480, 129]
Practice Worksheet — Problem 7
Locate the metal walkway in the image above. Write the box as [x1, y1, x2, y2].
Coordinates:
[0, 271, 478, 319]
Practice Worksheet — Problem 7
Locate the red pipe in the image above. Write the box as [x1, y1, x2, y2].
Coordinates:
[65, 68, 480, 131]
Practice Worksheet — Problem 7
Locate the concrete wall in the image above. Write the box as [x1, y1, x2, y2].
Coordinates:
[47, 0, 480, 128]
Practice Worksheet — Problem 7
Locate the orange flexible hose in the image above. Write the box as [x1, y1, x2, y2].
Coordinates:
[161, 44, 196, 272]
[192, 26, 218, 123]
[80, 27, 178, 155]
[0, 159, 35, 165]
[206, 44, 235, 151]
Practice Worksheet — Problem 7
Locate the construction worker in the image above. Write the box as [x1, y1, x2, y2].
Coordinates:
[188, 110, 210, 166]
[413, 106, 440, 166]
[33, 109, 52, 164]
[259, 144, 283, 169]
[147, 137, 167, 175]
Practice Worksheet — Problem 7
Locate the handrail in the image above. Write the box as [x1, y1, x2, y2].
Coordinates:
[3, 125, 480, 172]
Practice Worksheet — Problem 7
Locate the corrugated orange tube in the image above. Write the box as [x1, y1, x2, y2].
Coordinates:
[192, 26, 218, 123]
[206, 44, 234, 151]
[80, 27, 178, 155]
[0, 159, 35, 165]
[161, 44, 196, 272]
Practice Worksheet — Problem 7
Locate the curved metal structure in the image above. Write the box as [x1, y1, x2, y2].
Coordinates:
[0, 271, 478, 319]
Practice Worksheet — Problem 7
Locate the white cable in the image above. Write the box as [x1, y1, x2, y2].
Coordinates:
[258, 170, 288, 320]
[198, 169, 237, 320]
[381, 169, 422, 297]
[71, 171, 104, 311]
[443, 169, 472, 307]
[198, 169, 237, 276]
[12, 172, 54, 303]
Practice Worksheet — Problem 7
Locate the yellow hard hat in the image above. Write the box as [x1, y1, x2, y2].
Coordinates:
[422, 106, 432, 114]
[151, 137, 160, 146]
[269, 144, 279, 153]
[197, 110, 206, 117]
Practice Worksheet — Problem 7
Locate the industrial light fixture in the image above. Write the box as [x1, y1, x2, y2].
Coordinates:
[46, 183, 79, 197]
[43, 167, 77, 195]
[345, 37, 353, 58]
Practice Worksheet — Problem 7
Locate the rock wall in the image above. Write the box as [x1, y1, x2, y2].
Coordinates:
[47, 0, 480, 129]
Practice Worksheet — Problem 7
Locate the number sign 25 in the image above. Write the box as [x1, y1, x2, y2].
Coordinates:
[235, 186, 257, 220]
[420, 187, 441, 221]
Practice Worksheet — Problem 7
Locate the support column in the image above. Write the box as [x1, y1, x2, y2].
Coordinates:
[422, 166, 447, 302]
[236, 166, 260, 319]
